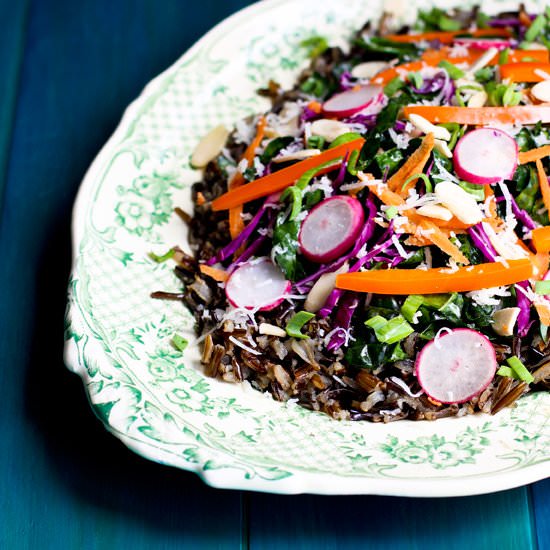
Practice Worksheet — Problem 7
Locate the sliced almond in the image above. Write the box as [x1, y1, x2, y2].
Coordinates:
[310, 119, 351, 143]
[531, 80, 550, 103]
[351, 61, 389, 80]
[304, 263, 349, 313]
[416, 203, 453, 221]
[492, 307, 521, 336]
[259, 323, 287, 337]
[482, 223, 530, 261]
[434, 138, 453, 158]
[467, 90, 488, 108]
[534, 299, 550, 326]
[407, 113, 451, 141]
[191, 125, 230, 168]
[272, 148, 321, 163]
[466, 47, 499, 77]
[435, 181, 483, 225]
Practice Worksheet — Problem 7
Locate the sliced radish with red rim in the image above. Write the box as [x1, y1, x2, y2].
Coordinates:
[299, 196, 365, 263]
[322, 85, 384, 118]
[453, 127, 518, 185]
[453, 38, 512, 50]
[415, 328, 498, 404]
[225, 258, 290, 311]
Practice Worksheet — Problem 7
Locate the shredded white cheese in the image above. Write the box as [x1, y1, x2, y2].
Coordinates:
[467, 286, 511, 307]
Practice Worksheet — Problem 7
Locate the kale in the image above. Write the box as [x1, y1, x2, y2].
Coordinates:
[356, 36, 420, 60]
[272, 213, 304, 281]
[260, 137, 294, 164]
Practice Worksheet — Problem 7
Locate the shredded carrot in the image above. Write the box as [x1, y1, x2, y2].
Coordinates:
[199, 264, 229, 283]
[501, 62, 550, 82]
[519, 145, 550, 164]
[387, 133, 435, 195]
[196, 191, 206, 206]
[535, 300, 550, 326]
[384, 28, 512, 44]
[532, 226, 550, 253]
[418, 219, 469, 265]
[335, 258, 534, 295]
[372, 61, 428, 85]
[212, 138, 365, 211]
[403, 105, 550, 125]
[307, 100, 323, 114]
[228, 116, 267, 238]
[536, 159, 550, 216]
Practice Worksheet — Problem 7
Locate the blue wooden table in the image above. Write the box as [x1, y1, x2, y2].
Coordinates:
[0, 1, 548, 548]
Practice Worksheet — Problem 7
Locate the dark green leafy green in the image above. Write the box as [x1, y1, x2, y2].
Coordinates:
[260, 137, 294, 164]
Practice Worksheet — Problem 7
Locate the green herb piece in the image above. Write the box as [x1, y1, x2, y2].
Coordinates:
[148, 248, 175, 263]
[272, 215, 302, 281]
[307, 135, 326, 150]
[525, 14, 547, 43]
[401, 294, 424, 323]
[458, 181, 485, 200]
[300, 73, 329, 97]
[408, 72, 424, 89]
[385, 205, 399, 220]
[401, 172, 432, 193]
[535, 280, 550, 295]
[506, 356, 535, 384]
[384, 77, 405, 97]
[365, 315, 414, 345]
[474, 66, 494, 83]
[303, 189, 323, 208]
[172, 334, 188, 352]
[375, 147, 404, 177]
[300, 35, 329, 58]
[260, 136, 294, 164]
[498, 48, 510, 65]
[390, 342, 408, 361]
[329, 132, 363, 149]
[438, 60, 465, 80]
[286, 311, 315, 339]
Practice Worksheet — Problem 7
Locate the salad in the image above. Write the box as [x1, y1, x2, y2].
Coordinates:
[155, 4, 550, 422]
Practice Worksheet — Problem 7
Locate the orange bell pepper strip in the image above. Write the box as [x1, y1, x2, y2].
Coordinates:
[199, 264, 229, 282]
[384, 28, 512, 44]
[417, 219, 469, 265]
[228, 116, 267, 238]
[500, 62, 550, 82]
[211, 138, 365, 211]
[402, 105, 550, 125]
[518, 145, 550, 164]
[532, 227, 550, 253]
[335, 258, 534, 295]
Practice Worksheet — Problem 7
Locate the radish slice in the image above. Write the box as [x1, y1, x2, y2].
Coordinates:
[299, 196, 365, 263]
[225, 258, 290, 311]
[453, 38, 512, 50]
[415, 328, 497, 404]
[322, 85, 384, 118]
[453, 128, 518, 185]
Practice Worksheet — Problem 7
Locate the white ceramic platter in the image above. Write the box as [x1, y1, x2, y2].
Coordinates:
[65, 0, 549, 496]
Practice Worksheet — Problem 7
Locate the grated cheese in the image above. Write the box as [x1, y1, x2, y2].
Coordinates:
[467, 286, 511, 306]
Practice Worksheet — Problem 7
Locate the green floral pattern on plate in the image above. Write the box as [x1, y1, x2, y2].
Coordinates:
[64, 0, 549, 495]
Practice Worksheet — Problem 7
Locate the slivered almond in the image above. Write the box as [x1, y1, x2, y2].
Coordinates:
[304, 263, 349, 313]
[416, 203, 453, 221]
[191, 125, 230, 168]
[531, 80, 550, 103]
[435, 181, 483, 225]
[434, 138, 453, 158]
[492, 307, 521, 336]
[407, 113, 451, 141]
[310, 119, 351, 142]
[272, 148, 321, 163]
[467, 89, 488, 108]
[351, 61, 389, 80]
[259, 323, 287, 337]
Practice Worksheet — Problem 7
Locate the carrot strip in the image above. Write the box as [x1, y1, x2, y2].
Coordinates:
[387, 133, 434, 195]
[532, 226, 550, 253]
[196, 191, 206, 206]
[418, 219, 469, 265]
[212, 138, 365, 211]
[199, 264, 229, 282]
[335, 258, 534, 295]
[532, 251, 550, 279]
[536, 159, 550, 215]
[228, 116, 267, 238]
[500, 62, 550, 82]
[384, 28, 512, 44]
[372, 61, 428, 85]
[403, 105, 550, 125]
[519, 145, 550, 164]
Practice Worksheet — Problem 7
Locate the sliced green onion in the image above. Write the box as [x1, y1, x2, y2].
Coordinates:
[286, 311, 315, 339]
[148, 248, 175, 263]
[306, 135, 326, 150]
[438, 60, 465, 80]
[172, 334, 189, 352]
[535, 280, 550, 295]
[347, 149, 359, 176]
[498, 48, 510, 65]
[384, 77, 405, 97]
[401, 294, 424, 323]
[525, 14, 546, 43]
[458, 181, 485, 201]
[497, 366, 516, 378]
[300, 35, 329, 58]
[365, 315, 414, 345]
[384, 205, 399, 220]
[401, 172, 432, 193]
[329, 132, 363, 149]
[506, 356, 534, 384]
[502, 86, 522, 107]
[390, 343, 407, 361]
[296, 158, 340, 190]
[408, 72, 424, 89]
[280, 185, 303, 220]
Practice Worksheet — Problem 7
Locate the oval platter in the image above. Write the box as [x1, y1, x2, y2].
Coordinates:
[64, 0, 550, 496]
